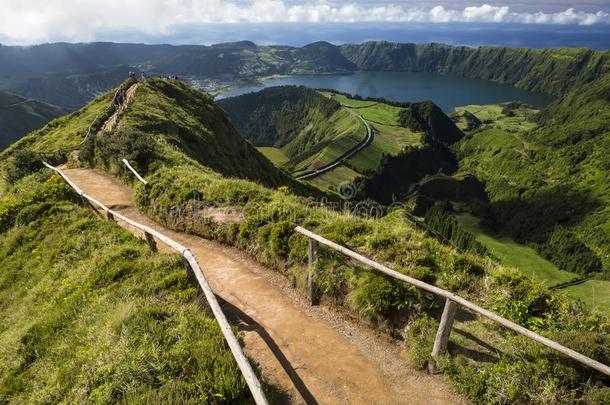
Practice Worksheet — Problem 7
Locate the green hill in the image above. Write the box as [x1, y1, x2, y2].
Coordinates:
[0, 172, 251, 403]
[1, 78, 308, 194]
[219, 86, 368, 181]
[1, 78, 609, 404]
[0, 90, 66, 151]
[455, 73, 610, 278]
[220, 86, 463, 197]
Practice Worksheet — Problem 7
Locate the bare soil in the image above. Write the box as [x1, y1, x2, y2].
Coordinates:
[60, 167, 466, 405]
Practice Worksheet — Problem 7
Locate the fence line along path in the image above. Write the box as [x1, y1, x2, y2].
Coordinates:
[44, 163, 465, 404]
[42, 161, 268, 405]
[295, 226, 610, 377]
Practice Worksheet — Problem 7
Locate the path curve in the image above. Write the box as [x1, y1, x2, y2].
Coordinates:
[59, 167, 464, 405]
[295, 114, 372, 181]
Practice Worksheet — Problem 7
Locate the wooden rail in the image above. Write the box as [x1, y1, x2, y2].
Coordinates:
[122, 159, 148, 185]
[295, 226, 610, 377]
[42, 162, 268, 405]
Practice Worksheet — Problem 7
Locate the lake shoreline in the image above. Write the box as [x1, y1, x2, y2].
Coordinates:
[215, 71, 555, 112]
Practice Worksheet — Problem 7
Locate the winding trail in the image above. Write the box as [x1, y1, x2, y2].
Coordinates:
[295, 113, 372, 181]
[102, 83, 139, 133]
[59, 166, 464, 405]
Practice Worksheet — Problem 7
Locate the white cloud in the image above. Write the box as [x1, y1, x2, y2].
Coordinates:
[0, 1, 608, 45]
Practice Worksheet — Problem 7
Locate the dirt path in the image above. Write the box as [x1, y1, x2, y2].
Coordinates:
[101, 83, 139, 133]
[60, 167, 465, 405]
[295, 113, 372, 181]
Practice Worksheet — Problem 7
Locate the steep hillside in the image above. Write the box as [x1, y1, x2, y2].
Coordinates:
[355, 99, 464, 203]
[1, 78, 308, 194]
[95, 78, 301, 189]
[455, 74, 610, 277]
[340, 41, 610, 96]
[0, 172, 250, 402]
[1, 77, 609, 404]
[220, 87, 461, 196]
[219, 86, 370, 181]
[218, 85, 342, 148]
[0, 90, 66, 150]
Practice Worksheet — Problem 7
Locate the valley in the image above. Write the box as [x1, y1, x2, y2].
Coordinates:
[1, 37, 609, 404]
[0, 90, 66, 151]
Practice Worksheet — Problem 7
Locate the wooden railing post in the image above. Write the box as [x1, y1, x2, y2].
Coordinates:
[144, 231, 158, 253]
[307, 238, 319, 305]
[429, 298, 458, 373]
[80, 195, 91, 209]
[182, 254, 198, 287]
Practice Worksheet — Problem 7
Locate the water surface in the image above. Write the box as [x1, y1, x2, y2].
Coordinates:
[217, 71, 555, 112]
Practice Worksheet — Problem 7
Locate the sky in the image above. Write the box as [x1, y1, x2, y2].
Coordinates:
[0, 1, 609, 46]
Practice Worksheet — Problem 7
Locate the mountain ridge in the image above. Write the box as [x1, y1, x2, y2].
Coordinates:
[1, 41, 608, 107]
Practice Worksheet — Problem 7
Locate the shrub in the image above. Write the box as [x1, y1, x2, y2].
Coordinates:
[406, 315, 437, 369]
[4, 149, 42, 183]
[349, 273, 418, 323]
[539, 226, 602, 275]
[96, 127, 157, 174]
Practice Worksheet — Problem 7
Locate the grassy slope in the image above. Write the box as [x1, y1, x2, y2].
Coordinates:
[221, 87, 424, 192]
[3, 78, 609, 403]
[0, 90, 67, 151]
[340, 42, 610, 96]
[218, 86, 364, 180]
[457, 76, 610, 267]
[256, 147, 289, 166]
[290, 108, 364, 173]
[0, 172, 250, 403]
[457, 213, 577, 287]
[454, 80, 610, 311]
[567, 281, 610, 317]
[326, 94, 422, 174]
[114, 79, 302, 190]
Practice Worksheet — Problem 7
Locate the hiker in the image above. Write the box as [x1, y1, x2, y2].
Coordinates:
[140, 72, 146, 81]
[113, 91, 123, 107]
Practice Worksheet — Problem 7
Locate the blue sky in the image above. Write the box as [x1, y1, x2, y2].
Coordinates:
[0, 1, 608, 45]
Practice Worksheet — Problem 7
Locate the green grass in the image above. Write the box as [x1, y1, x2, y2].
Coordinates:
[256, 147, 289, 165]
[565, 280, 610, 316]
[292, 111, 365, 173]
[4, 79, 609, 404]
[1, 92, 112, 158]
[456, 213, 578, 287]
[308, 165, 360, 191]
[0, 172, 251, 403]
[454, 104, 539, 132]
[312, 92, 425, 186]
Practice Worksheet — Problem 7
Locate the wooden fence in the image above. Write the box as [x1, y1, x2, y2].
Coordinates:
[42, 162, 269, 405]
[295, 226, 610, 377]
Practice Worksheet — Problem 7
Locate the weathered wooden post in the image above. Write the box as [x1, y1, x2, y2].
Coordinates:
[181, 252, 198, 287]
[144, 231, 158, 253]
[429, 298, 458, 373]
[80, 195, 91, 209]
[307, 238, 319, 305]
